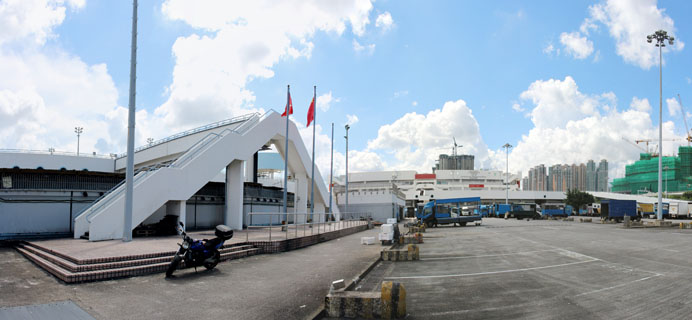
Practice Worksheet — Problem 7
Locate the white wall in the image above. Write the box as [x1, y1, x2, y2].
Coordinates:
[0, 153, 114, 172]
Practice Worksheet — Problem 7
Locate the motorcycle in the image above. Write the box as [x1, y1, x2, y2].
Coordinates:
[165, 222, 233, 277]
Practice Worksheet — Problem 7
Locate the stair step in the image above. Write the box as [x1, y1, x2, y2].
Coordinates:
[22, 241, 254, 265]
[16, 244, 261, 283]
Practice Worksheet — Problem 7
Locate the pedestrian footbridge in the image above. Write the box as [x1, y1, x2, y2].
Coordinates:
[74, 111, 334, 241]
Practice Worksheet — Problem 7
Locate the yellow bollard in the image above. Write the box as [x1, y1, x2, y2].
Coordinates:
[381, 281, 406, 319]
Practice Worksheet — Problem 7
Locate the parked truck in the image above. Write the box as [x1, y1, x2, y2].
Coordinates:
[417, 197, 483, 228]
[490, 204, 511, 218]
[507, 203, 540, 220]
[667, 202, 690, 219]
[541, 203, 572, 217]
[601, 199, 639, 222]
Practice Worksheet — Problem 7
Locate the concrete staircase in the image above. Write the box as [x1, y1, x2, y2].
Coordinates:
[15, 241, 261, 283]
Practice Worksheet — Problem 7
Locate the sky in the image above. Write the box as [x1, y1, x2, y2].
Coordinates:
[1, 0, 692, 185]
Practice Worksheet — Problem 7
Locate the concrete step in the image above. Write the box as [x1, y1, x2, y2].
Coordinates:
[22, 241, 254, 265]
[15, 243, 261, 283]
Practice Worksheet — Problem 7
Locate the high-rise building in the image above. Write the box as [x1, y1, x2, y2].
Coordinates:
[586, 160, 597, 191]
[435, 154, 474, 171]
[597, 159, 609, 192]
[524, 160, 608, 192]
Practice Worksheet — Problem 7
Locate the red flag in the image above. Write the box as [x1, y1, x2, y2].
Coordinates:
[281, 92, 293, 117]
[307, 96, 315, 126]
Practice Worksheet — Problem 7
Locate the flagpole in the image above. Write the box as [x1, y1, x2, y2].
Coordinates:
[329, 122, 334, 220]
[310, 86, 316, 223]
[282, 85, 290, 227]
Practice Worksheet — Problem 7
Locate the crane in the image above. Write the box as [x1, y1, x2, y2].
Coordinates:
[677, 94, 692, 146]
[622, 138, 647, 152]
[452, 137, 461, 156]
[635, 138, 684, 156]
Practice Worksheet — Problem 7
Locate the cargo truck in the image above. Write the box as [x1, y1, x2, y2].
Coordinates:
[541, 203, 572, 217]
[668, 202, 690, 219]
[417, 197, 482, 228]
[490, 204, 511, 218]
[507, 203, 540, 220]
[601, 199, 640, 222]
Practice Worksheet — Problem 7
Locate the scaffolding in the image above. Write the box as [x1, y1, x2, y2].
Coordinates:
[612, 146, 692, 194]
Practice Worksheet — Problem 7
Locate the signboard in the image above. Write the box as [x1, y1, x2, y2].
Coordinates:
[2, 176, 11, 189]
[469, 184, 484, 188]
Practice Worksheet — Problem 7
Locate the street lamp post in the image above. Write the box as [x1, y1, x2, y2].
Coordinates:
[503, 143, 513, 205]
[664, 165, 669, 198]
[74, 127, 83, 156]
[647, 30, 674, 220]
[345, 124, 350, 217]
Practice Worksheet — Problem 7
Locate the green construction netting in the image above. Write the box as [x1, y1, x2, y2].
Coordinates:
[612, 146, 692, 194]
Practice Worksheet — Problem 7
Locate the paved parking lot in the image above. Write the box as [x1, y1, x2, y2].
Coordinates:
[359, 218, 692, 319]
[0, 227, 382, 320]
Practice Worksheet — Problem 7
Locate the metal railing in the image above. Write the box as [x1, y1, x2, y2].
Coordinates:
[246, 211, 372, 242]
[0, 148, 114, 159]
[75, 161, 173, 223]
[116, 113, 260, 159]
[75, 111, 268, 225]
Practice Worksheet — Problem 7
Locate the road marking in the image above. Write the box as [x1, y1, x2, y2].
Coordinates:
[575, 273, 663, 297]
[383, 259, 598, 280]
[421, 249, 559, 261]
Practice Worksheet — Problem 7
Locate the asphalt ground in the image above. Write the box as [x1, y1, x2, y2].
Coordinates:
[359, 218, 692, 320]
[0, 227, 383, 320]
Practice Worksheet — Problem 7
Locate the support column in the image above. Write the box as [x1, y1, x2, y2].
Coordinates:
[245, 153, 256, 183]
[225, 160, 245, 230]
[166, 200, 187, 233]
[295, 173, 308, 224]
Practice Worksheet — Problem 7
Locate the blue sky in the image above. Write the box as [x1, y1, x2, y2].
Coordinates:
[1, 0, 692, 182]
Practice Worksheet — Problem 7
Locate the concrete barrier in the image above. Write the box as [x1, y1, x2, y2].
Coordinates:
[408, 225, 425, 233]
[398, 233, 423, 245]
[579, 218, 592, 223]
[381, 281, 407, 319]
[324, 281, 406, 319]
[381, 244, 420, 261]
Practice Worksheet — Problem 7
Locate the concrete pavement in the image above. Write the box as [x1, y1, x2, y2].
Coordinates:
[0, 227, 382, 320]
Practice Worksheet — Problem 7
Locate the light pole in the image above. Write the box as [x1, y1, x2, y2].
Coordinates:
[647, 29, 674, 220]
[74, 127, 83, 156]
[502, 143, 513, 205]
[664, 165, 669, 198]
[344, 124, 350, 217]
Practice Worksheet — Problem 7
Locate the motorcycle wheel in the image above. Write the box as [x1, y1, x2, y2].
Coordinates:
[166, 255, 182, 277]
[204, 251, 220, 270]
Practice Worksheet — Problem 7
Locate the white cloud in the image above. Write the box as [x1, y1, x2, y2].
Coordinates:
[316, 91, 339, 112]
[543, 43, 555, 55]
[393, 90, 408, 98]
[667, 97, 681, 116]
[512, 103, 525, 112]
[508, 76, 684, 184]
[411, 101, 418, 107]
[158, 0, 376, 131]
[559, 31, 594, 59]
[375, 11, 393, 31]
[366, 100, 489, 172]
[352, 39, 375, 54]
[519, 76, 613, 129]
[687, 77, 692, 85]
[0, 0, 84, 46]
[346, 114, 359, 126]
[587, 0, 684, 69]
[630, 97, 651, 112]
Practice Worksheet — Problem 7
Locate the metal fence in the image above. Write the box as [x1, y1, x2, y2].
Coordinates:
[246, 211, 372, 242]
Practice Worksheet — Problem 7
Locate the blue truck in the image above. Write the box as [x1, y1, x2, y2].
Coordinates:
[600, 199, 640, 222]
[541, 203, 574, 217]
[489, 204, 511, 218]
[417, 197, 483, 228]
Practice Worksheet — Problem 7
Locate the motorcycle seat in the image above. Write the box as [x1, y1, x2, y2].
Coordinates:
[203, 237, 224, 250]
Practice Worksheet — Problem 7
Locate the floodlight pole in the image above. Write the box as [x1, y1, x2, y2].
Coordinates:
[74, 127, 83, 156]
[123, 0, 138, 241]
[647, 29, 674, 220]
[345, 124, 350, 217]
[503, 143, 512, 205]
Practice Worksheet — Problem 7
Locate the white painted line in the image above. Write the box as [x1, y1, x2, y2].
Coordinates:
[421, 249, 559, 261]
[575, 273, 662, 297]
[384, 259, 599, 280]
